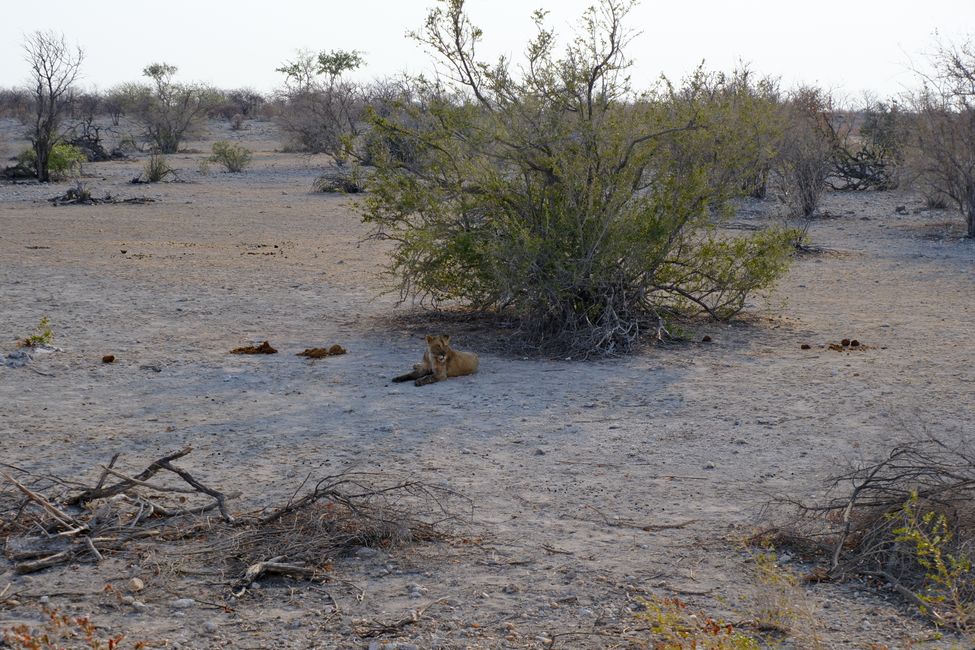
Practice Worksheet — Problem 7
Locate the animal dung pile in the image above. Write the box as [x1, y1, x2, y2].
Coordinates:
[297, 344, 346, 359]
[230, 341, 278, 355]
[828, 338, 866, 352]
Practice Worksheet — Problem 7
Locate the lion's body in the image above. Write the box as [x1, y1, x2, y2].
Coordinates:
[392, 335, 479, 386]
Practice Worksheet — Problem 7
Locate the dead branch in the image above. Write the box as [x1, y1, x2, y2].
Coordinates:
[354, 598, 447, 637]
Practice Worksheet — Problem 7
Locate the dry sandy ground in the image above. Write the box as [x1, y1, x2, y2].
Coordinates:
[1, 119, 973, 649]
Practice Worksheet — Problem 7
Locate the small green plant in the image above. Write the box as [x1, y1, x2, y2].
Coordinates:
[3, 605, 145, 649]
[21, 316, 54, 347]
[18, 143, 86, 180]
[208, 140, 252, 172]
[635, 596, 760, 649]
[892, 493, 975, 634]
[140, 153, 176, 182]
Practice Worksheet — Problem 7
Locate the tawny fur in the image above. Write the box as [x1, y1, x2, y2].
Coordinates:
[391, 335, 479, 386]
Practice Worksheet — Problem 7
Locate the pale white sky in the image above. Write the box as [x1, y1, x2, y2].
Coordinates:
[1, 0, 972, 101]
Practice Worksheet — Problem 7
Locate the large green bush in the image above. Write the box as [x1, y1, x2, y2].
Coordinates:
[362, 0, 795, 355]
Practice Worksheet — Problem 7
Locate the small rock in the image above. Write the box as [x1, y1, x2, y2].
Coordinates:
[38, 596, 49, 604]
[170, 598, 195, 609]
[501, 584, 520, 594]
[368, 642, 381, 650]
[122, 595, 135, 605]
[132, 601, 148, 612]
[203, 621, 217, 634]
[102, 354, 115, 364]
[128, 577, 145, 592]
[895, 205, 908, 214]
[355, 546, 379, 559]
[703, 461, 716, 469]
[533, 448, 545, 456]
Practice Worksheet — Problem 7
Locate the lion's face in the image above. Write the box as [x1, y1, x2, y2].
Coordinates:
[426, 334, 451, 366]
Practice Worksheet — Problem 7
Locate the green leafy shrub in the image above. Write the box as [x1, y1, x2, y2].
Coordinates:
[635, 596, 760, 649]
[18, 143, 85, 180]
[362, 0, 794, 355]
[209, 140, 252, 173]
[892, 493, 975, 634]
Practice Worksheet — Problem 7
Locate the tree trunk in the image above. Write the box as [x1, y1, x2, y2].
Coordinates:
[34, 142, 50, 183]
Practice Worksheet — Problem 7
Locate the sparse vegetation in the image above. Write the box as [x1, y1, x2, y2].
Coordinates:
[313, 164, 365, 193]
[208, 140, 252, 172]
[275, 49, 365, 159]
[635, 596, 760, 649]
[2, 605, 145, 650]
[20, 316, 54, 347]
[121, 63, 219, 153]
[907, 38, 975, 237]
[139, 153, 177, 182]
[771, 86, 835, 242]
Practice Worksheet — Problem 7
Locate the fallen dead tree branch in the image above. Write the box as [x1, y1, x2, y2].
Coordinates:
[760, 435, 975, 632]
[2, 450, 471, 598]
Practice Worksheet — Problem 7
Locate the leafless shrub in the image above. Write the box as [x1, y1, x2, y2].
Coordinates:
[275, 49, 365, 160]
[761, 436, 975, 633]
[827, 102, 904, 191]
[771, 86, 834, 242]
[313, 165, 366, 193]
[905, 39, 975, 237]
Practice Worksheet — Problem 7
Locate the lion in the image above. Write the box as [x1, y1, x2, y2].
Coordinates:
[392, 334, 479, 386]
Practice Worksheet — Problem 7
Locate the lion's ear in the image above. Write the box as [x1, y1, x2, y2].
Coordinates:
[443, 334, 451, 343]
[425, 335, 433, 344]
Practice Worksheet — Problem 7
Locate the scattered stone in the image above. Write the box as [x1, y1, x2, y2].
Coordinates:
[704, 461, 716, 469]
[4, 350, 32, 368]
[203, 621, 218, 634]
[38, 596, 49, 604]
[701, 335, 712, 343]
[895, 205, 908, 214]
[132, 601, 148, 612]
[800, 343, 811, 350]
[102, 354, 116, 363]
[502, 584, 520, 594]
[170, 598, 196, 609]
[355, 546, 380, 559]
[534, 448, 545, 456]
[128, 577, 144, 592]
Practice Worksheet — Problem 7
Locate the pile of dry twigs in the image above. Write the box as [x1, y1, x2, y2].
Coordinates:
[1, 447, 469, 596]
[761, 436, 975, 630]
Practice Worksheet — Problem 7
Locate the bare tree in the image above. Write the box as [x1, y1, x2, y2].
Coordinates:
[909, 39, 975, 238]
[23, 31, 84, 182]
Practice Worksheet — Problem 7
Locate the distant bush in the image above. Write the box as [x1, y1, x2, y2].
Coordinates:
[139, 154, 177, 183]
[121, 63, 220, 153]
[907, 39, 975, 238]
[770, 86, 834, 245]
[275, 49, 365, 160]
[209, 140, 252, 172]
[18, 143, 85, 180]
[313, 165, 365, 193]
